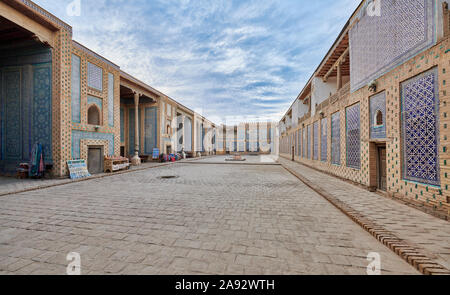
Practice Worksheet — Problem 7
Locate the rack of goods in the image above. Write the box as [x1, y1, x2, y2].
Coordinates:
[104, 156, 130, 173]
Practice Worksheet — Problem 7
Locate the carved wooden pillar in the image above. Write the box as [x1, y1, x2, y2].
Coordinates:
[337, 63, 342, 90]
[131, 92, 141, 166]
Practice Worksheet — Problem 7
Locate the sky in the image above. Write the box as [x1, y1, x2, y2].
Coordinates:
[34, 0, 361, 125]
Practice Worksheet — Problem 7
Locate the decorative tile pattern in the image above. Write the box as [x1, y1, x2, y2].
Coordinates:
[120, 108, 124, 143]
[313, 121, 319, 160]
[19, 0, 73, 35]
[108, 73, 114, 127]
[346, 103, 361, 169]
[401, 68, 440, 186]
[0, 71, 2, 161]
[321, 118, 328, 162]
[307, 125, 312, 159]
[297, 129, 301, 157]
[3, 70, 21, 160]
[303, 128, 307, 158]
[370, 91, 387, 139]
[71, 130, 114, 159]
[33, 65, 52, 163]
[87, 62, 103, 91]
[71, 54, 81, 123]
[331, 112, 341, 165]
[144, 107, 157, 154]
[350, 0, 436, 92]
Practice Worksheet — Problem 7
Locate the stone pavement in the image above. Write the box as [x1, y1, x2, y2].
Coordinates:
[0, 157, 207, 197]
[0, 160, 417, 275]
[279, 157, 450, 271]
[192, 155, 279, 164]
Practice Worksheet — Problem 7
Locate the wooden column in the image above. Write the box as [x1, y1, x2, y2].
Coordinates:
[131, 92, 141, 166]
[337, 63, 343, 90]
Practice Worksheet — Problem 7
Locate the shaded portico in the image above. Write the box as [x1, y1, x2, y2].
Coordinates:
[120, 73, 160, 165]
[0, 15, 53, 175]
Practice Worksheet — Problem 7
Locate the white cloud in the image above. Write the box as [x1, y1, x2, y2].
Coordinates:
[34, 0, 360, 123]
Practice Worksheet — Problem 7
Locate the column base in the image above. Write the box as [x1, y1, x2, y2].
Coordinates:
[131, 154, 141, 166]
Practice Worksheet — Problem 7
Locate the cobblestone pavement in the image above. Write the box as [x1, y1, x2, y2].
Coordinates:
[279, 157, 450, 271]
[0, 161, 418, 274]
[0, 160, 190, 196]
[193, 155, 278, 164]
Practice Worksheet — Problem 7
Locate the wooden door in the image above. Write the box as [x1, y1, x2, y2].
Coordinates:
[378, 147, 387, 191]
[88, 147, 103, 174]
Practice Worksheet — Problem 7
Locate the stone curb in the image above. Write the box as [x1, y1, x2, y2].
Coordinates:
[281, 163, 450, 276]
[279, 155, 449, 220]
[0, 156, 215, 198]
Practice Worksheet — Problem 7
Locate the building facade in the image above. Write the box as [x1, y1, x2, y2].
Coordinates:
[0, 0, 216, 177]
[279, 0, 450, 217]
[215, 122, 276, 155]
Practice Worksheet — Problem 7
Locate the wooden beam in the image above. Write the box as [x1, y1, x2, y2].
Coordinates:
[337, 63, 342, 89]
[0, 1, 54, 47]
[323, 47, 349, 82]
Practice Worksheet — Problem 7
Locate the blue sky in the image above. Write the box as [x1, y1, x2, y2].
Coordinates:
[35, 0, 360, 124]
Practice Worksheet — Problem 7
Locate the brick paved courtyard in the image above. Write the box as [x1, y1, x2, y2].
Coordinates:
[0, 160, 418, 275]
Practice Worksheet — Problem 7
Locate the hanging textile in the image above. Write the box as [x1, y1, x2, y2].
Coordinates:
[29, 143, 45, 178]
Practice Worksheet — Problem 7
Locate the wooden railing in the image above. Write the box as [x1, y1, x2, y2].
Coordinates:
[316, 82, 350, 113]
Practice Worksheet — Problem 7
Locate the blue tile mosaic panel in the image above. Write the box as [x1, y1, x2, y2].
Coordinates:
[302, 128, 307, 158]
[71, 130, 114, 159]
[1, 60, 53, 171]
[346, 103, 361, 169]
[321, 118, 327, 162]
[3, 70, 21, 160]
[33, 65, 52, 163]
[294, 133, 297, 155]
[71, 54, 81, 123]
[0, 71, 2, 160]
[297, 129, 301, 157]
[108, 73, 114, 127]
[307, 125, 312, 159]
[120, 108, 124, 142]
[349, 0, 436, 92]
[331, 112, 341, 165]
[401, 68, 440, 186]
[313, 121, 319, 160]
[370, 91, 387, 139]
[144, 107, 157, 154]
[87, 62, 103, 91]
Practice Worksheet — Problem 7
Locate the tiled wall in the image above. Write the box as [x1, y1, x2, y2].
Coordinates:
[70, 43, 121, 170]
[280, 38, 450, 215]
